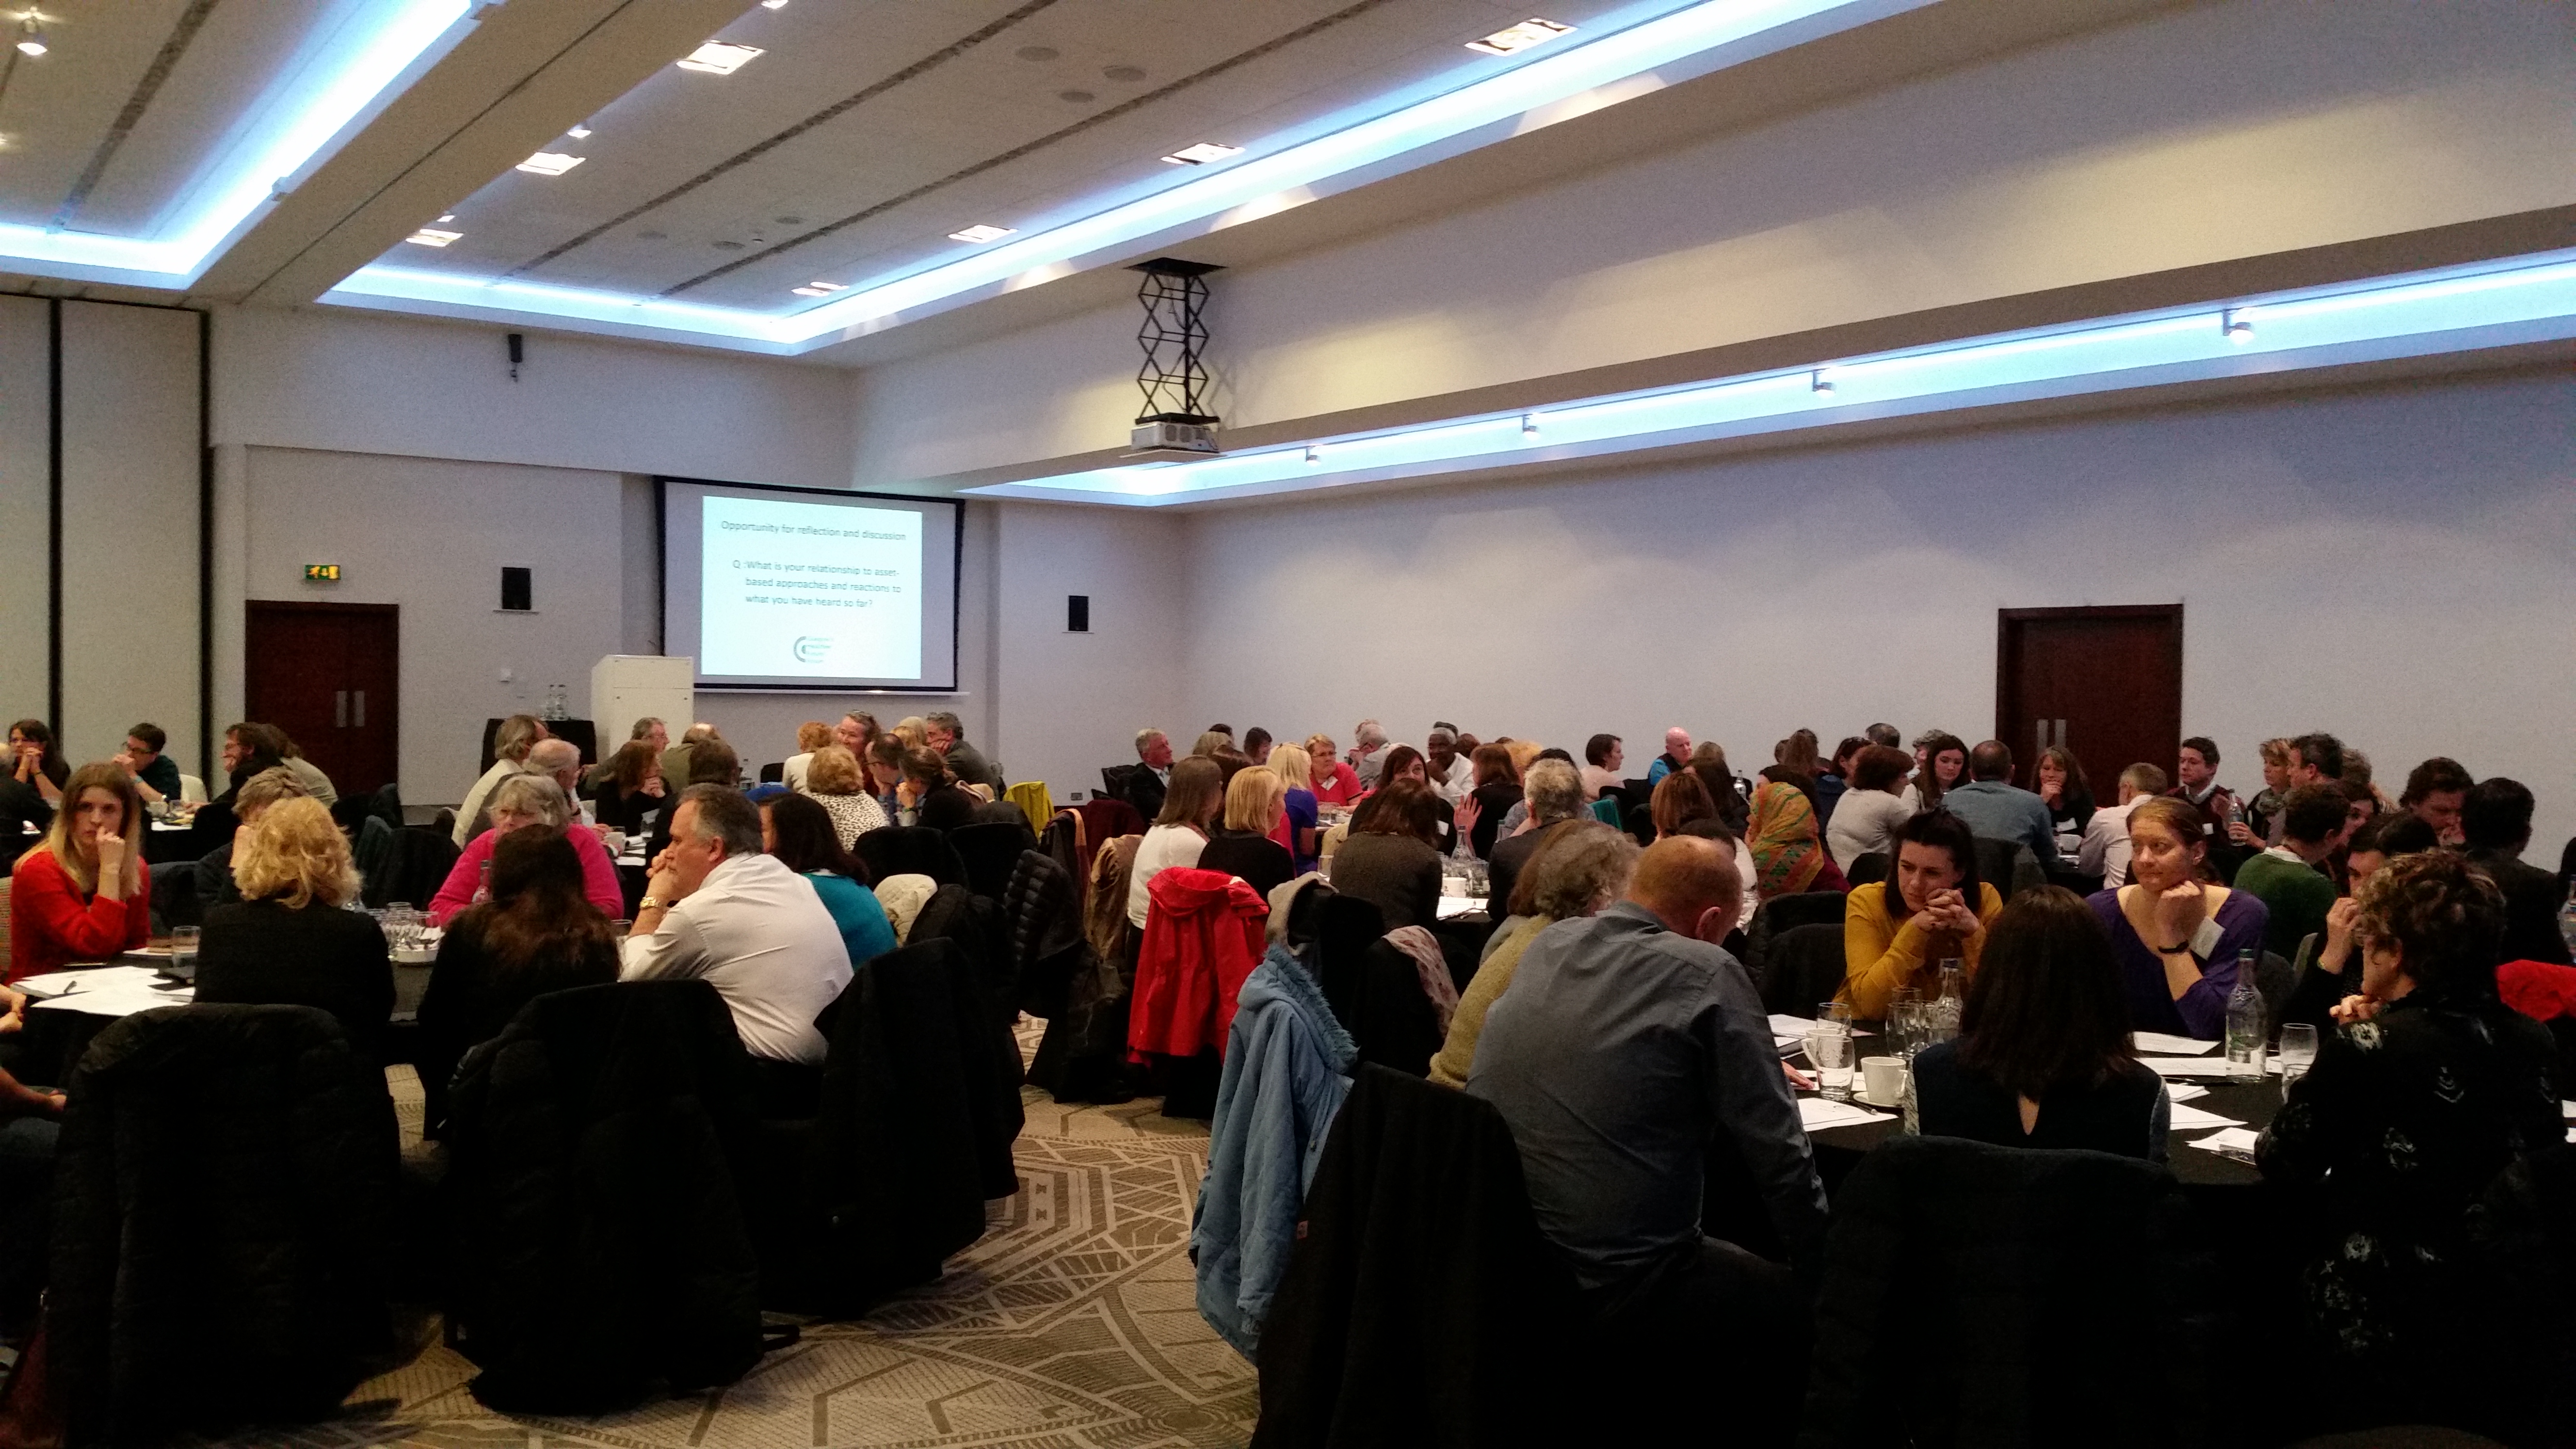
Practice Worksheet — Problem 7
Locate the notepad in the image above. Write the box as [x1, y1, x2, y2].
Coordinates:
[2132, 1031, 2218, 1056]
[1434, 896, 1485, 920]
[2166, 1083, 2208, 1102]
[16, 966, 170, 998]
[1798, 1098, 1889, 1132]
[2186, 1127, 2261, 1157]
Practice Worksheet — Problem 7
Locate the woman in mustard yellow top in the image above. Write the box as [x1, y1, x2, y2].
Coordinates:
[1840, 811, 2003, 1017]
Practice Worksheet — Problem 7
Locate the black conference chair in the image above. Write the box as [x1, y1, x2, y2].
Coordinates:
[1758, 923, 1847, 1018]
[1743, 892, 1849, 994]
[853, 826, 964, 887]
[949, 821, 1033, 900]
[1846, 852, 1890, 888]
[757, 762, 784, 785]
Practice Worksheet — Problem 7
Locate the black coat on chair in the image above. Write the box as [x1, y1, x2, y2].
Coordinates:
[854, 825, 965, 886]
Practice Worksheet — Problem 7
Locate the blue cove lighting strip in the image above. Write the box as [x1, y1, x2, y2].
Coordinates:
[960, 248, 2576, 506]
[321, 0, 1931, 350]
[2, 0, 473, 287]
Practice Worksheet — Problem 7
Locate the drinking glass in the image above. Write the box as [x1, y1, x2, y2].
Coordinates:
[2276, 1023, 2318, 1095]
[1805, 1023, 1855, 1101]
[169, 925, 200, 979]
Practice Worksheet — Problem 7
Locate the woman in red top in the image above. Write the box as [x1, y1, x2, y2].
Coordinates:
[9, 762, 150, 982]
[1303, 734, 1363, 807]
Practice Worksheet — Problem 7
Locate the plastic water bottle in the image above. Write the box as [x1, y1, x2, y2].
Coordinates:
[2560, 886, 2576, 958]
[2224, 950, 2265, 1079]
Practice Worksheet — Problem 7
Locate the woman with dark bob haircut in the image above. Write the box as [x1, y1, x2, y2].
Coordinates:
[1910, 885, 2168, 1159]
[2254, 849, 2560, 1435]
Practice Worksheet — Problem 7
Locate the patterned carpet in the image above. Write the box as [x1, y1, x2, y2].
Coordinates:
[194, 1026, 1258, 1449]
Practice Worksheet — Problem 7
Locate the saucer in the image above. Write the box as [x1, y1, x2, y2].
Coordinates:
[1853, 1088, 1903, 1110]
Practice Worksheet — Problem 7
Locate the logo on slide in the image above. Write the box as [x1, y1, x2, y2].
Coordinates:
[792, 635, 833, 663]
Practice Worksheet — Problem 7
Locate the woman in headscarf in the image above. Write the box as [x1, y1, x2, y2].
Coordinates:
[1747, 779, 1849, 901]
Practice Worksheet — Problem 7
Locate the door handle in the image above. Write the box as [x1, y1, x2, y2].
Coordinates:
[354, 691, 365, 728]
[336, 691, 349, 728]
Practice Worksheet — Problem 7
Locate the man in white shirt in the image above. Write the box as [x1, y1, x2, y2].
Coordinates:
[624, 786, 853, 1088]
[1424, 726, 1471, 804]
[2078, 762, 2168, 888]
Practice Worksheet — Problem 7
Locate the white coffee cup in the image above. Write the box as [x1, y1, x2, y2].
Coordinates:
[1861, 1056, 1906, 1106]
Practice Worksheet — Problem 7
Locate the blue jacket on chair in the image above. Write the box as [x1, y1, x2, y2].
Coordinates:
[1193, 944, 1357, 1357]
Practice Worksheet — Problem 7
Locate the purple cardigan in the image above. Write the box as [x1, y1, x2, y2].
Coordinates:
[2088, 886, 2270, 1039]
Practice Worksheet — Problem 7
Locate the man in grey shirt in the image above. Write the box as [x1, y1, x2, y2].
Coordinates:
[1468, 835, 1823, 1439]
[1938, 740, 2061, 868]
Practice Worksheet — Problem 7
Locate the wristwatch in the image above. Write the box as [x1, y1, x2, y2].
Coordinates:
[637, 895, 667, 912]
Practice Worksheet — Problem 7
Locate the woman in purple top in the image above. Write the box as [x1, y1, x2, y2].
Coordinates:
[2086, 795, 2269, 1039]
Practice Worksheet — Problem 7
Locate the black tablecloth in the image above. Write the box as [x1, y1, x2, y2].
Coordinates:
[1807, 1074, 2278, 1190]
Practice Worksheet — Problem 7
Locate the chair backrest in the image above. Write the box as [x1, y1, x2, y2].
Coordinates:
[1846, 851, 1891, 888]
[1972, 838, 2019, 900]
[950, 821, 1033, 899]
[178, 772, 208, 803]
[1801, 1135, 2214, 1449]
[2256, 951, 2296, 1025]
[1744, 892, 1850, 994]
[1761, 923, 1849, 1018]
[853, 825, 965, 886]
[1589, 797, 1622, 827]
[1310, 893, 1386, 1031]
[757, 761, 784, 784]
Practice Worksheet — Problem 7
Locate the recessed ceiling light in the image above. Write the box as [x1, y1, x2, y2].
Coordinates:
[1059, 89, 1095, 103]
[516, 151, 585, 176]
[405, 227, 463, 247]
[760, 0, 789, 8]
[1466, 18, 1573, 55]
[14, 17, 44, 56]
[1160, 142, 1242, 166]
[1103, 64, 1145, 81]
[948, 224, 1015, 244]
[566, 125, 592, 139]
[790, 284, 841, 297]
[436, 214, 455, 223]
[676, 41, 762, 75]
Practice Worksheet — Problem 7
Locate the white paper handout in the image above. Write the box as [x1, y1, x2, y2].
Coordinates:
[16, 966, 170, 998]
[2141, 1055, 2248, 1079]
[2165, 1103, 2244, 1131]
[1434, 896, 1484, 920]
[2132, 1031, 2218, 1056]
[31, 983, 192, 1017]
[2186, 1127, 2262, 1156]
[1798, 1097, 1890, 1132]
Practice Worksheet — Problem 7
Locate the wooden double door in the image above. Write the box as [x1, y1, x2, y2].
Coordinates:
[1995, 605, 2182, 790]
[243, 602, 400, 796]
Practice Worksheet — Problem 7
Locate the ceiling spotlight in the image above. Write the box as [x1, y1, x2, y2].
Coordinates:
[676, 41, 763, 75]
[1810, 368, 1835, 394]
[1161, 142, 1243, 166]
[1467, 18, 1572, 55]
[436, 213, 455, 223]
[566, 125, 592, 139]
[948, 224, 1015, 244]
[405, 227, 463, 247]
[760, 0, 789, 8]
[516, 151, 585, 176]
[2222, 307, 2254, 344]
[14, 16, 44, 56]
[790, 281, 846, 297]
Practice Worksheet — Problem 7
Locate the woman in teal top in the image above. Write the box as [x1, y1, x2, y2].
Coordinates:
[761, 793, 898, 969]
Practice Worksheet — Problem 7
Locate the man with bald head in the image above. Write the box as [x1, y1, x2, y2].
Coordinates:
[1468, 835, 1823, 1438]
[1644, 726, 1692, 785]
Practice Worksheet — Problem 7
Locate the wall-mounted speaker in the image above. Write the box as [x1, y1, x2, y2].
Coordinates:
[500, 566, 532, 612]
[1067, 594, 1090, 632]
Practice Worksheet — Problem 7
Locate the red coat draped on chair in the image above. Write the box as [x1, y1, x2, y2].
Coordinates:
[1129, 868, 1269, 1061]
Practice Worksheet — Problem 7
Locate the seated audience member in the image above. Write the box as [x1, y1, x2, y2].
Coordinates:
[1430, 821, 1636, 1088]
[2286, 731, 2346, 789]
[1811, 733, 1856, 827]
[1906, 732, 1968, 812]
[2230, 784, 2354, 963]
[2087, 797, 2268, 1040]
[1468, 836, 1825, 1443]
[1489, 747, 1576, 839]
[1456, 744, 1523, 860]
[1864, 722, 1901, 749]
[1329, 778, 1445, 931]
[1685, 742, 1748, 833]
[1644, 727, 1691, 785]
[1265, 742, 1322, 874]
[1423, 726, 1469, 803]
[591, 740, 666, 836]
[897, 746, 980, 832]
[526, 738, 585, 817]
[760, 792, 897, 971]
[781, 721, 833, 793]
[1208, 744, 1253, 791]
[2343, 811, 2436, 899]
[2167, 735, 2236, 836]
[1839, 810, 2002, 1018]
[109, 723, 183, 805]
[1650, 771, 1717, 839]
[1746, 779, 1848, 901]
[864, 734, 909, 821]
[456, 713, 546, 846]
[1488, 759, 1587, 914]
[0, 772, 48, 877]
[2032, 745, 2094, 867]
[195, 797, 392, 1063]
[430, 773, 623, 925]
[2077, 763, 2165, 890]
[891, 716, 929, 750]
[1760, 732, 1823, 815]
[417, 828, 620, 1133]
[1825, 745, 1915, 870]
[1346, 719, 1390, 788]
[266, 727, 337, 806]
[2287, 812, 2443, 1017]
[8, 763, 150, 982]
[1191, 730, 1231, 759]
[1360, 745, 1456, 850]
[1128, 757, 1224, 930]
[2397, 756, 2472, 846]
[1198, 767, 1295, 902]
[647, 740, 743, 863]
[925, 711, 999, 790]
[7, 720, 67, 804]
[1579, 734, 1625, 799]
[2256, 851, 2560, 1430]
[804, 744, 888, 847]
[1240, 726, 1273, 766]
[2232, 737, 2296, 848]
[659, 721, 722, 789]
[832, 711, 877, 762]
[1303, 734, 1363, 808]
[623, 786, 853, 1110]
[1912, 886, 2169, 1159]
[1940, 741, 2060, 868]
[2459, 776, 2574, 966]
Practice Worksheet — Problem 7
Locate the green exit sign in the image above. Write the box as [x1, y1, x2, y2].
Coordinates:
[304, 564, 340, 582]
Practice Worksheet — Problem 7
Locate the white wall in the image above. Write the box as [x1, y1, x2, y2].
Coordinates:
[1170, 367, 2576, 852]
[0, 297, 50, 732]
[989, 501, 1189, 804]
[240, 447, 626, 802]
[852, 0, 2576, 485]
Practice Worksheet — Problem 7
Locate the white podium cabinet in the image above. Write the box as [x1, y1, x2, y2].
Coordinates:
[590, 656, 694, 743]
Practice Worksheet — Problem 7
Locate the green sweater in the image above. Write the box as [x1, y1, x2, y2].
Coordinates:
[2231, 849, 2336, 964]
